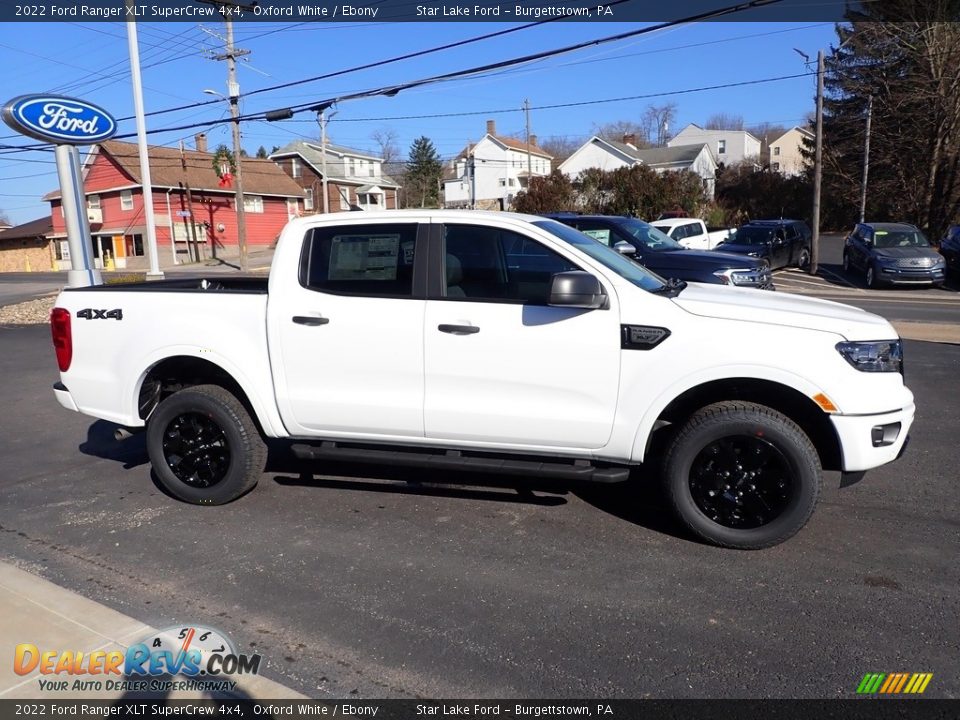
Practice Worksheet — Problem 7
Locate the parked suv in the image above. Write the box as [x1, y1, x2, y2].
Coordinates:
[939, 225, 960, 280]
[715, 219, 812, 270]
[843, 222, 946, 288]
[545, 214, 773, 289]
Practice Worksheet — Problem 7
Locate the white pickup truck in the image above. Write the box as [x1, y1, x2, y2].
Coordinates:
[653, 217, 734, 251]
[50, 210, 914, 549]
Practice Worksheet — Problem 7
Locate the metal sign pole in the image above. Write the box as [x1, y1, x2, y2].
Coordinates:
[54, 145, 100, 288]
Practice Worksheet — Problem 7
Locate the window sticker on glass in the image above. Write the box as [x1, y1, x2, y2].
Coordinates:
[581, 228, 612, 245]
[330, 234, 400, 280]
[401, 240, 415, 264]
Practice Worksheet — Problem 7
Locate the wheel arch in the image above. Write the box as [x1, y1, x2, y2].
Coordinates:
[633, 376, 842, 471]
[134, 353, 285, 438]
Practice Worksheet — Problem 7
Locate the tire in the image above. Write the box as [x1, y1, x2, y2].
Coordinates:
[866, 264, 879, 289]
[661, 401, 822, 550]
[146, 384, 267, 505]
[797, 247, 811, 270]
[842, 251, 852, 274]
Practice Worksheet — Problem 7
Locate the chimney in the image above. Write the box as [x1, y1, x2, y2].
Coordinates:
[529, 134, 537, 147]
[486, 119, 496, 136]
[195, 133, 207, 153]
[623, 133, 637, 147]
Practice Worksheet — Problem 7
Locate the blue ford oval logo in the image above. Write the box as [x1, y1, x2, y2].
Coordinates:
[2, 94, 117, 145]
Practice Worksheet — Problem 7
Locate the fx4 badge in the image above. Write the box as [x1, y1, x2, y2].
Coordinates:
[77, 308, 123, 321]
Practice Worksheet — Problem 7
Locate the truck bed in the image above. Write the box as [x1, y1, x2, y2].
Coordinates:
[63, 277, 269, 294]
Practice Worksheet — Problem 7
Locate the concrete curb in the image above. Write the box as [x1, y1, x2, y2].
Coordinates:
[0, 562, 306, 700]
[892, 321, 960, 345]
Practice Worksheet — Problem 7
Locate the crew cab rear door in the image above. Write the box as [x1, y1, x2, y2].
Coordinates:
[268, 218, 428, 438]
[422, 221, 621, 450]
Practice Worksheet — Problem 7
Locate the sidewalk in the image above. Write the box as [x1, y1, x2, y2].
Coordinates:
[0, 562, 305, 700]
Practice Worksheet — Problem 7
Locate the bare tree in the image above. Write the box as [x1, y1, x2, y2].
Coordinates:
[591, 120, 649, 147]
[0, 210, 11, 227]
[538, 135, 585, 165]
[371, 128, 401, 166]
[643, 103, 678, 146]
[705, 113, 745, 130]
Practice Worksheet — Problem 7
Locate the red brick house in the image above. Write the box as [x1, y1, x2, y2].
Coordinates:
[269, 141, 400, 213]
[44, 137, 305, 269]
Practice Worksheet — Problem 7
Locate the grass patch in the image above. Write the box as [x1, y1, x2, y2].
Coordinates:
[103, 272, 147, 285]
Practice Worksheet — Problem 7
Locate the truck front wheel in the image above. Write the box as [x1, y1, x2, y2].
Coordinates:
[661, 401, 822, 549]
[146, 384, 267, 505]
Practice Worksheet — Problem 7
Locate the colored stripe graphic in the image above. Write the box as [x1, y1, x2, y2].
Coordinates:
[858, 673, 932, 694]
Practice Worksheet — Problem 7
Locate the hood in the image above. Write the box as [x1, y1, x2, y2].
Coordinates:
[714, 242, 768, 258]
[872, 246, 941, 260]
[650, 248, 765, 271]
[671, 283, 897, 341]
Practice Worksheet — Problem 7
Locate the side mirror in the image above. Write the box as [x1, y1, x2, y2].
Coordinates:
[548, 271, 607, 310]
[613, 241, 636, 256]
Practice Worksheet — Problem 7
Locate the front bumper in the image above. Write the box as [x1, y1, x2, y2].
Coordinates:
[53, 381, 79, 413]
[877, 265, 945, 284]
[830, 402, 915, 472]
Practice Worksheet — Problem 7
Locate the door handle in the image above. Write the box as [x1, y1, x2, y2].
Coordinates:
[292, 315, 330, 326]
[438, 324, 479, 335]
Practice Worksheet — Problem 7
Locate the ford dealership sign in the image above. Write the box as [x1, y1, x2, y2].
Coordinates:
[2, 95, 117, 145]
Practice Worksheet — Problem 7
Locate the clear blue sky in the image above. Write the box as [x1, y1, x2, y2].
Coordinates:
[0, 19, 836, 225]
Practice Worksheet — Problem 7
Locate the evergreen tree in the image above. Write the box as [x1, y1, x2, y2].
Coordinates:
[256, 146, 269, 159]
[405, 136, 443, 207]
[818, 2, 960, 235]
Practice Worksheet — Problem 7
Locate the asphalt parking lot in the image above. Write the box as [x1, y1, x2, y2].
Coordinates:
[0, 317, 957, 699]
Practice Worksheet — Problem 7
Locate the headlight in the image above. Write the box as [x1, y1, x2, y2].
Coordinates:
[713, 268, 768, 286]
[836, 340, 903, 374]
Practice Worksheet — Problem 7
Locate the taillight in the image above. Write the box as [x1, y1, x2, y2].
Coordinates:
[51, 307, 72, 372]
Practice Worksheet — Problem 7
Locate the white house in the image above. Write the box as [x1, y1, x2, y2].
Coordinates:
[559, 135, 718, 199]
[443, 120, 553, 210]
[768, 126, 814, 176]
[667, 124, 761, 168]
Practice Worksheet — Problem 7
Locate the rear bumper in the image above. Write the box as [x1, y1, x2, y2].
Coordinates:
[53, 381, 79, 413]
[830, 402, 915, 472]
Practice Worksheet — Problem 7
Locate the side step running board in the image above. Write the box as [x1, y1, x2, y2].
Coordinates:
[290, 441, 630, 483]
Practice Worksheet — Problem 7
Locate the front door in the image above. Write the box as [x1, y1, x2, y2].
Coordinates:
[423, 222, 621, 450]
[269, 220, 427, 438]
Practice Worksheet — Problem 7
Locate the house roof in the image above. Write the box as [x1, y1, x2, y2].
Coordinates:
[771, 126, 815, 144]
[587, 137, 713, 168]
[672, 123, 761, 144]
[0, 216, 52, 241]
[269, 141, 401, 188]
[44, 140, 305, 201]
[450, 134, 553, 162]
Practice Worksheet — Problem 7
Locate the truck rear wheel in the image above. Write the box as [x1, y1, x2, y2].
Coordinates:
[146, 384, 267, 505]
[661, 401, 822, 549]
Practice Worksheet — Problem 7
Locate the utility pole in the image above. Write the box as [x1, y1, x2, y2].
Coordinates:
[524, 99, 532, 180]
[810, 49, 824, 276]
[319, 110, 330, 214]
[859, 94, 873, 224]
[202, 0, 253, 271]
[179, 140, 202, 262]
[125, 0, 162, 279]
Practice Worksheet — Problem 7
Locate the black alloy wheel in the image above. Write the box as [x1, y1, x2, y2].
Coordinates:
[161, 412, 231, 488]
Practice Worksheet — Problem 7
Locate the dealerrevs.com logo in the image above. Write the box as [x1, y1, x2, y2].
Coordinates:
[14, 625, 261, 694]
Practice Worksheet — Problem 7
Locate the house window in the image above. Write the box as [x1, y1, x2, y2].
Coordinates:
[368, 163, 375, 177]
[773, 146, 781, 156]
[349, 159, 357, 176]
[772, 162, 781, 172]
[304, 188, 314, 211]
[508, 178, 516, 187]
[717, 140, 726, 155]
[87, 194, 101, 209]
[339, 188, 351, 211]
[291, 158, 301, 178]
[243, 195, 264, 213]
[125, 234, 145, 257]
[120, 190, 133, 211]
[499, 178, 507, 187]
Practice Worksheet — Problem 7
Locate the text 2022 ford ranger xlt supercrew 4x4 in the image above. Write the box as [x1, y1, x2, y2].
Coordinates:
[50, 211, 914, 549]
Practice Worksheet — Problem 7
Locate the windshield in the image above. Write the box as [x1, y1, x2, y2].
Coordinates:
[533, 220, 667, 293]
[732, 226, 776, 245]
[873, 229, 931, 249]
[615, 218, 685, 251]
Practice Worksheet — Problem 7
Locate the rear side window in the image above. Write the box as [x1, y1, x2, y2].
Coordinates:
[301, 223, 418, 297]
